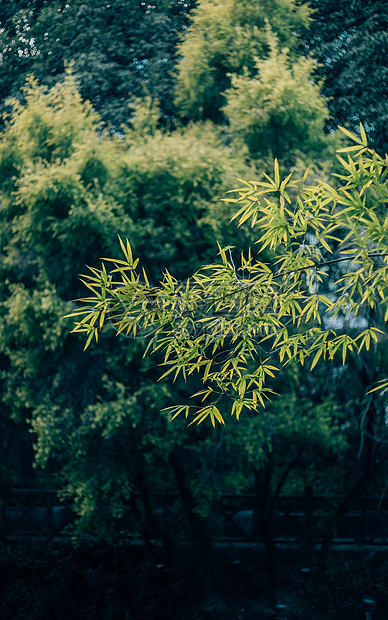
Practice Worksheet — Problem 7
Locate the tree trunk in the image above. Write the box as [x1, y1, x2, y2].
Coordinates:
[254, 452, 299, 602]
[135, 462, 174, 562]
[321, 395, 377, 562]
[255, 455, 278, 602]
[169, 451, 213, 603]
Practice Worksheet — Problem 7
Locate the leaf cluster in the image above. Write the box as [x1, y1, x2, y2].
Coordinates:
[70, 126, 388, 425]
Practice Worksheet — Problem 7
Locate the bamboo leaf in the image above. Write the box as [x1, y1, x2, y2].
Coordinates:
[338, 126, 363, 144]
[274, 159, 280, 188]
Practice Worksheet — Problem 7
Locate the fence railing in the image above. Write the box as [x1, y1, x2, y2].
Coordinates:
[1, 488, 388, 545]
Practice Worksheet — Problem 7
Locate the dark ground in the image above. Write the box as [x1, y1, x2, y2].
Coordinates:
[0, 539, 386, 619]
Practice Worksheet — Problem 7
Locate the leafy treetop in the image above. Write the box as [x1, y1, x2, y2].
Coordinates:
[174, 0, 310, 121]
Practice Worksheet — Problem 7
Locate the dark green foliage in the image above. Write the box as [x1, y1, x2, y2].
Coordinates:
[303, 0, 388, 154]
[0, 0, 194, 129]
[0, 72, 258, 534]
[0, 1, 382, 564]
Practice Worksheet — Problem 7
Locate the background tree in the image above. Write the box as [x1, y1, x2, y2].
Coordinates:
[222, 31, 332, 161]
[0, 0, 194, 129]
[174, 0, 310, 122]
[68, 129, 388, 592]
[0, 69, 351, 601]
[302, 0, 388, 155]
[0, 71, 257, 543]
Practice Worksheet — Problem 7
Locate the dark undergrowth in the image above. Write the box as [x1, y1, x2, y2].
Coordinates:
[0, 539, 386, 619]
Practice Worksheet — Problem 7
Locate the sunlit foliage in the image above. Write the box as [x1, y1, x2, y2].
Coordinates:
[70, 127, 388, 426]
[174, 0, 310, 121]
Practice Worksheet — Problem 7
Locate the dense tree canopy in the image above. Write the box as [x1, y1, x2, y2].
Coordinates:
[302, 0, 388, 154]
[0, 71, 259, 532]
[0, 0, 386, 573]
[1, 3, 388, 613]
[0, 0, 194, 128]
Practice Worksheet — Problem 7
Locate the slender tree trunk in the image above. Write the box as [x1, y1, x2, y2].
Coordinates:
[169, 451, 213, 603]
[270, 455, 299, 513]
[255, 455, 278, 602]
[255, 453, 299, 602]
[135, 462, 174, 562]
[321, 396, 377, 562]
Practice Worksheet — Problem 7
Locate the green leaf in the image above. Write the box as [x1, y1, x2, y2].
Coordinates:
[359, 123, 368, 146]
[338, 126, 364, 144]
[274, 159, 280, 188]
